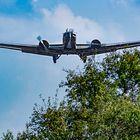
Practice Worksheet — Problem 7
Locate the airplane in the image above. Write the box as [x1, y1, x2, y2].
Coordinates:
[0, 28, 140, 63]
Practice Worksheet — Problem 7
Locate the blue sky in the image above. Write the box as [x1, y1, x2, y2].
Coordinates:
[0, 0, 140, 136]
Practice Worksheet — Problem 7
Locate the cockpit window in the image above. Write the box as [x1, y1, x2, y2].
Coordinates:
[64, 33, 70, 38]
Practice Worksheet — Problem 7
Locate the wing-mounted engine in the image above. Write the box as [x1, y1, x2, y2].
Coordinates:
[42, 40, 49, 48]
[37, 36, 49, 50]
[91, 39, 101, 48]
[38, 40, 49, 50]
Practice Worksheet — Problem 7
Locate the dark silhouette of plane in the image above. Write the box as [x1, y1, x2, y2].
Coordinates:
[0, 29, 139, 63]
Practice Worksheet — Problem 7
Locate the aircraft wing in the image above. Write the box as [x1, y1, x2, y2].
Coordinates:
[0, 43, 63, 56]
[97, 41, 140, 54]
[0, 43, 38, 51]
[76, 41, 140, 56]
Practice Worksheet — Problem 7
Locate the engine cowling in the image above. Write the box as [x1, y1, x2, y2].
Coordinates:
[42, 40, 49, 48]
[38, 40, 49, 50]
[91, 39, 101, 48]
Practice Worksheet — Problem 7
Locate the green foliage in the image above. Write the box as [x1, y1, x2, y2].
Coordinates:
[2, 130, 14, 140]
[102, 50, 140, 97]
[2, 49, 140, 140]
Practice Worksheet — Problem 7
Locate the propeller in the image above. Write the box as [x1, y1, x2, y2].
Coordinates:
[37, 36, 42, 42]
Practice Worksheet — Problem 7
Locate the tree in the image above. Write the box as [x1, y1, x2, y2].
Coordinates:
[102, 50, 140, 98]
[2, 49, 140, 140]
[2, 130, 14, 140]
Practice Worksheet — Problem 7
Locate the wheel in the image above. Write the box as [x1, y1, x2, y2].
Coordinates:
[53, 56, 57, 63]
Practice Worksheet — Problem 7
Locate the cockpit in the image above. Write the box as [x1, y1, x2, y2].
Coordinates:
[63, 29, 76, 49]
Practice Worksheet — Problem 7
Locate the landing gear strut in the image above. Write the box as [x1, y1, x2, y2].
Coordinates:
[53, 55, 61, 63]
[79, 55, 87, 63]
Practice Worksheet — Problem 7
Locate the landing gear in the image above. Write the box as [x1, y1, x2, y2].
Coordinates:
[53, 56, 57, 63]
[53, 55, 61, 63]
[79, 55, 87, 63]
[82, 56, 87, 63]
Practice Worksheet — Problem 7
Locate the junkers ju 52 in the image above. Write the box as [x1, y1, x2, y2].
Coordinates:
[0, 29, 140, 63]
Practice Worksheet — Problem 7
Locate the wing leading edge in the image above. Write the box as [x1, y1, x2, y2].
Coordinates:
[0, 43, 37, 51]
[76, 41, 140, 56]
[0, 40, 139, 60]
[0, 43, 63, 56]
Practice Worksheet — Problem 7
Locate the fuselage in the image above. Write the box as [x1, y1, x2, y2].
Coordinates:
[63, 29, 76, 49]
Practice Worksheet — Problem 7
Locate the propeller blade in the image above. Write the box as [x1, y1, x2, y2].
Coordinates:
[37, 36, 42, 41]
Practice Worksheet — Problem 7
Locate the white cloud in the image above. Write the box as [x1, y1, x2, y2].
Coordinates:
[41, 4, 125, 42]
[41, 5, 104, 43]
[0, 4, 125, 44]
